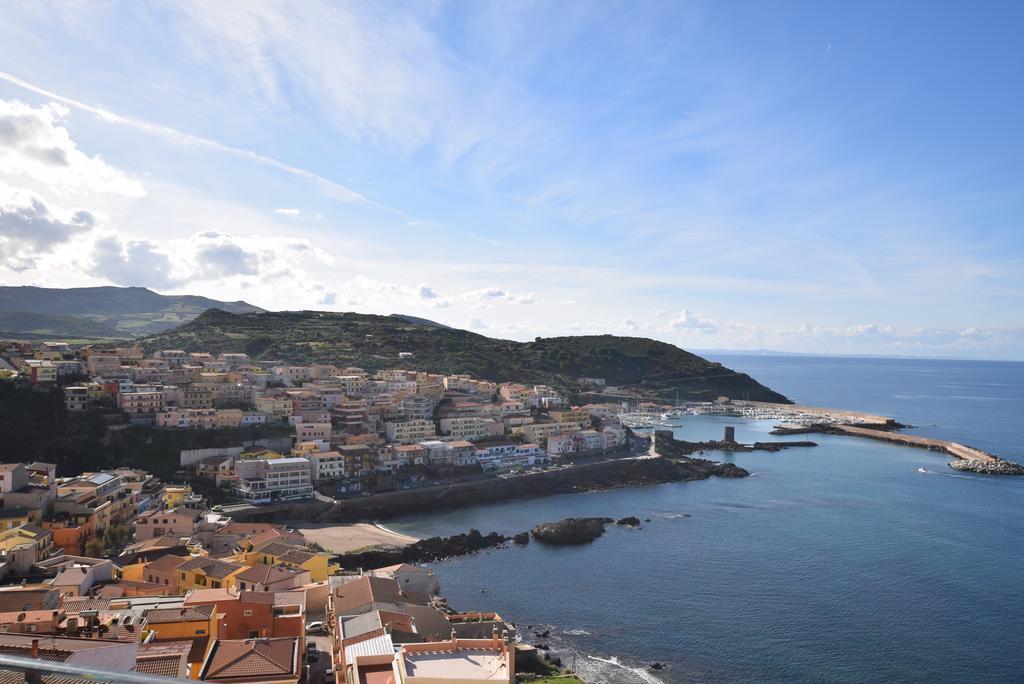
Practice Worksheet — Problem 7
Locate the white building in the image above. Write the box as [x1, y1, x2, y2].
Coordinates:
[234, 457, 314, 503]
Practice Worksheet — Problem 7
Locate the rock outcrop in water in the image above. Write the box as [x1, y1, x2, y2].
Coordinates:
[532, 517, 614, 545]
[948, 459, 1024, 475]
[616, 516, 641, 527]
[333, 528, 508, 569]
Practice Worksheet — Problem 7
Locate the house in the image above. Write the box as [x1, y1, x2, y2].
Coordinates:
[134, 507, 203, 542]
[162, 485, 194, 509]
[19, 359, 56, 384]
[184, 589, 305, 640]
[235, 564, 310, 593]
[142, 553, 190, 589]
[0, 523, 52, 574]
[176, 556, 248, 593]
[393, 632, 515, 684]
[198, 636, 302, 684]
[144, 603, 218, 643]
[235, 541, 331, 582]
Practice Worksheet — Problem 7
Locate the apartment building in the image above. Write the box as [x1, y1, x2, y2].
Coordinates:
[438, 416, 503, 441]
[385, 419, 437, 444]
[234, 457, 313, 503]
[119, 390, 166, 414]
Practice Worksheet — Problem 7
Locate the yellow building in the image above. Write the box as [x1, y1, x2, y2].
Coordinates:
[162, 485, 193, 509]
[0, 509, 34, 530]
[233, 540, 332, 582]
[176, 556, 247, 593]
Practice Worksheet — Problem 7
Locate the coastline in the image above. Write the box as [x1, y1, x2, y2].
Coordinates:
[290, 521, 419, 553]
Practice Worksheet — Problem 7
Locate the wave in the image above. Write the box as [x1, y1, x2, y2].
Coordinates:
[582, 653, 667, 684]
[664, 513, 692, 519]
[563, 628, 591, 636]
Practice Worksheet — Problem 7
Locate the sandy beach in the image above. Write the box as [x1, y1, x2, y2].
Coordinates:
[293, 522, 419, 554]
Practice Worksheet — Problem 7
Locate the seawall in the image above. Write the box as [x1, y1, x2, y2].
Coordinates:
[227, 456, 747, 524]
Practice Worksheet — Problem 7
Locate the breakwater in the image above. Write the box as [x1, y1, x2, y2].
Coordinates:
[769, 423, 1024, 475]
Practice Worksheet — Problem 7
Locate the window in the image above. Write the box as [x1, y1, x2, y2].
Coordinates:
[196, 629, 205, 635]
[249, 630, 260, 639]
[243, 610, 253, 617]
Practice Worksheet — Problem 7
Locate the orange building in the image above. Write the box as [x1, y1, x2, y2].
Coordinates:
[184, 589, 305, 641]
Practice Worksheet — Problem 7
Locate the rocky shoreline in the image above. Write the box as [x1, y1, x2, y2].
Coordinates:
[654, 430, 816, 458]
[300, 455, 748, 523]
[948, 459, 1024, 475]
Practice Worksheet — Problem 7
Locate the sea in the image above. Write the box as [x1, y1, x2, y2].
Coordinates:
[387, 355, 1024, 683]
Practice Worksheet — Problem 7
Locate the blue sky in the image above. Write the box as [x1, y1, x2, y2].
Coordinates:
[0, 1, 1021, 359]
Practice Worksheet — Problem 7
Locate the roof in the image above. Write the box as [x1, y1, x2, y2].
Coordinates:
[0, 609, 61, 624]
[131, 640, 191, 678]
[235, 564, 302, 585]
[142, 553, 189, 574]
[0, 588, 58, 613]
[200, 637, 298, 682]
[177, 556, 244, 580]
[331, 576, 421, 615]
[402, 648, 510, 680]
[183, 588, 238, 605]
[144, 604, 215, 624]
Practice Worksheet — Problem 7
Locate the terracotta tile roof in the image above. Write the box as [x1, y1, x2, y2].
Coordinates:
[131, 641, 191, 677]
[144, 604, 215, 624]
[0, 589, 57, 613]
[251, 541, 296, 556]
[278, 549, 316, 565]
[60, 598, 111, 615]
[177, 556, 244, 580]
[236, 564, 301, 585]
[144, 553, 190, 574]
[201, 637, 298, 682]
[331, 576, 413, 614]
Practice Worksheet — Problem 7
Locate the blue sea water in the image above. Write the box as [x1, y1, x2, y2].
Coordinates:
[387, 355, 1024, 683]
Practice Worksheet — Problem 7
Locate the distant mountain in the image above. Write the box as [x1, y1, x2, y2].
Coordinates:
[141, 308, 790, 403]
[0, 286, 264, 339]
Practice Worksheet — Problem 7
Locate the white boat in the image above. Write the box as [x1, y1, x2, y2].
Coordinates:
[917, 467, 929, 473]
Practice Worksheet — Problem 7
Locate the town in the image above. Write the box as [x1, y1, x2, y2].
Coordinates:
[0, 339, 647, 682]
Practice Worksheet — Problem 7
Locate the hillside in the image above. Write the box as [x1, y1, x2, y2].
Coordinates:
[0, 286, 264, 339]
[141, 309, 790, 403]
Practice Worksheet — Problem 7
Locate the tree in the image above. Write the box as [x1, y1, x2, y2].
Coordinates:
[84, 536, 106, 558]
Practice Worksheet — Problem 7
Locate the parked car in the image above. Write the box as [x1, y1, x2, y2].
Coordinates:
[306, 643, 319, 663]
[322, 668, 335, 683]
[305, 621, 324, 634]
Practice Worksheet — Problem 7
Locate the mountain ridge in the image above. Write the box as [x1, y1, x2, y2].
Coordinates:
[0, 285, 264, 338]
[140, 308, 790, 403]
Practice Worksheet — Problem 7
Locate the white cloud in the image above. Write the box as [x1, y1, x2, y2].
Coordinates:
[275, 208, 300, 216]
[0, 184, 95, 269]
[0, 98, 145, 197]
[0, 72, 371, 205]
[460, 287, 537, 306]
[89, 235, 180, 289]
[465, 317, 489, 330]
[667, 308, 718, 333]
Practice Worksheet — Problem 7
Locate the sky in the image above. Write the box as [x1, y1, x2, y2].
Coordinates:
[0, 1, 1022, 360]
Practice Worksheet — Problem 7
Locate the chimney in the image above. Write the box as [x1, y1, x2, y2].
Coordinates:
[27, 639, 42, 684]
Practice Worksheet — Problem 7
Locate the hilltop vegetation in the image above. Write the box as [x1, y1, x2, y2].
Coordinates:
[0, 285, 263, 339]
[141, 309, 789, 403]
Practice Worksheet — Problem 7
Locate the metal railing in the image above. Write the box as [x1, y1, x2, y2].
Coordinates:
[0, 653, 186, 683]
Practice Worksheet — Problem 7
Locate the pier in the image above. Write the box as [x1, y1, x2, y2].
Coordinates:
[833, 425, 998, 462]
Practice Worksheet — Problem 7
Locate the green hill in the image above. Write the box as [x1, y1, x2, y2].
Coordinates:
[0, 286, 264, 339]
[140, 309, 789, 403]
